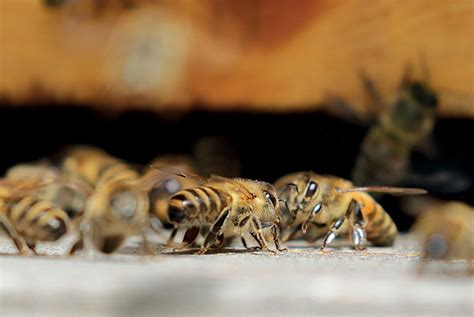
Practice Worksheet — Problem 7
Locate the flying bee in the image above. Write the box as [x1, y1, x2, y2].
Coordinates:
[0, 179, 71, 255]
[6, 162, 90, 221]
[58, 146, 158, 255]
[410, 200, 474, 273]
[275, 171, 426, 250]
[351, 73, 438, 188]
[156, 167, 286, 254]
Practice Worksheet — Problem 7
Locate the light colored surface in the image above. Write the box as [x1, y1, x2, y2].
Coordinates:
[0, 234, 473, 317]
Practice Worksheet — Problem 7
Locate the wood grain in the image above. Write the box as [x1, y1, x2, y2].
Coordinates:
[0, 0, 473, 117]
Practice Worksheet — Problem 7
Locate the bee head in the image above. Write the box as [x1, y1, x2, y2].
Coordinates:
[409, 82, 438, 109]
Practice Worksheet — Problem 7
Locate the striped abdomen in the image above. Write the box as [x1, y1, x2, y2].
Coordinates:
[355, 192, 397, 246]
[167, 186, 228, 226]
[4, 196, 70, 243]
[95, 162, 141, 188]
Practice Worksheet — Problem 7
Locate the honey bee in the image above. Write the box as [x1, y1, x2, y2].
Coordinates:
[159, 168, 286, 254]
[275, 171, 426, 250]
[145, 155, 198, 231]
[351, 73, 438, 188]
[6, 162, 90, 221]
[0, 179, 71, 255]
[411, 200, 474, 272]
[58, 146, 157, 254]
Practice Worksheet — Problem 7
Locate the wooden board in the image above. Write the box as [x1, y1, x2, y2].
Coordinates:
[0, 0, 473, 117]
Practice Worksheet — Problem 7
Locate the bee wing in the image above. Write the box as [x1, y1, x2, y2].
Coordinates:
[338, 186, 427, 196]
[141, 165, 206, 191]
[6, 175, 94, 197]
[209, 175, 256, 200]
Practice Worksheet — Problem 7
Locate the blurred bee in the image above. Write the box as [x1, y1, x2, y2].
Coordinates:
[158, 168, 286, 254]
[144, 155, 198, 230]
[6, 162, 90, 221]
[352, 73, 438, 187]
[58, 146, 157, 255]
[410, 199, 474, 273]
[0, 179, 71, 255]
[275, 171, 426, 250]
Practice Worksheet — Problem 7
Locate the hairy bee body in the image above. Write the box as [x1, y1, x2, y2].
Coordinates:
[167, 177, 285, 253]
[145, 155, 198, 230]
[0, 195, 70, 255]
[61, 146, 151, 254]
[6, 163, 88, 220]
[275, 171, 398, 249]
[352, 81, 438, 187]
[59, 146, 141, 187]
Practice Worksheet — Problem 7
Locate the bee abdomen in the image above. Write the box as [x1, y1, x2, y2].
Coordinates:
[7, 196, 69, 242]
[360, 195, 397, 246]
[167, 187, 224, 225]
[96, 163, 140, 187]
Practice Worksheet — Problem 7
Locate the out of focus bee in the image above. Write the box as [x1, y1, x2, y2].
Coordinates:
[147, 136, 240, 234]
[144, 155, 198, 230]
[275, 171, 426, 250]
[352, 73, 438, 188]
[5, 162, 90, 221]
[0, 179, 71, 255]
[58, 146, 157, 255]
[159, 168, 286, 254]
[410, 199, 473, 273]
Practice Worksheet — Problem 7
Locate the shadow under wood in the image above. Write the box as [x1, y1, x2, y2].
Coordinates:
[160, 247, 262, 255]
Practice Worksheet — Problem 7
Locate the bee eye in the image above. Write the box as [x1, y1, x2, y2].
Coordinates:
[305, 181, 318, 198]
[264, 191, 277, 207]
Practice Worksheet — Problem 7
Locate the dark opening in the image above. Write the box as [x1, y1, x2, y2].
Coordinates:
[1, 104, 472, 231]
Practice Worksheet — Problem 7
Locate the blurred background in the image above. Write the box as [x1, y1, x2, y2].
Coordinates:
[0, 0, 473, 231]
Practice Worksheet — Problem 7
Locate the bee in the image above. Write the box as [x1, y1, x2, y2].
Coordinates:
[160, 168, 286, 254]
[5, 162, 90, 221]
[275, 171, 426, 250]
[145, 155, 198, 231]
[58, 146, 156, 255]
[411, 200, 474, 272]
[351, 72, 438, 188]
[0, 179, 71, 255]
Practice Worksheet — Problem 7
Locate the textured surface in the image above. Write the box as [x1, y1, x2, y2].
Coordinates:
[0, 234, 473, 316]
[1, 0, 473, 117]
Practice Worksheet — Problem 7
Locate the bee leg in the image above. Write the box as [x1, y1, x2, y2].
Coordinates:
[0, 215, 29, 255]
[69, 223, 87, 255]
[141, 233, 156, 256]
[182, 227, 200, 248]
[240, 235, 259, 251]
[320, 217, 345, 250]
[347, 199, 367, 251]
[165, 228, 179, 248]
[216, 233, 225, 248]
[26, 241, 39, 256]
[251, 216, 276, 254]
[240, 235, 249, 248]
[358, 69, 384, 114]
[282, 225, 302, 242]
[198, 208, 230, 255]
[271, 223, 288, 252]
